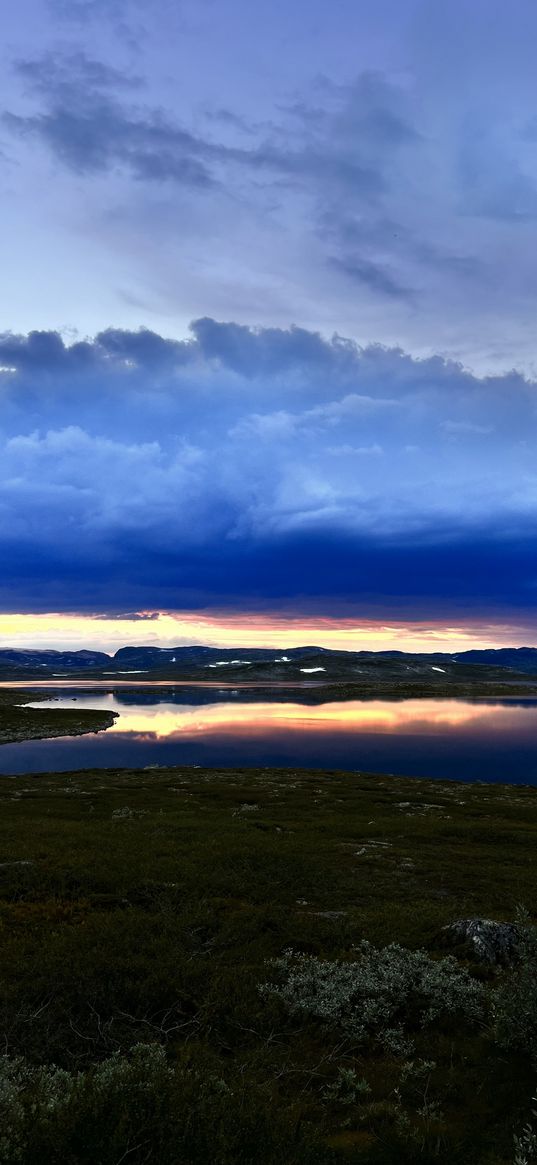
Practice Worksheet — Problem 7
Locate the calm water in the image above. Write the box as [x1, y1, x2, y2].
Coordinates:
[1, 684, 537, 782]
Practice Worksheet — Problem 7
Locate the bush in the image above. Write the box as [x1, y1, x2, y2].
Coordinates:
[494, 922, 537, 1060]
[512, 1092, 537, 1164]
[0, 1043, 332, 1165]
[261, 942, 485, 1054]
[0, 1053, 75, 1164]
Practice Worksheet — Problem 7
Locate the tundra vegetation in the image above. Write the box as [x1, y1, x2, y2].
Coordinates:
[0, 760, 536, 1162]
[0, 689, 115, 746]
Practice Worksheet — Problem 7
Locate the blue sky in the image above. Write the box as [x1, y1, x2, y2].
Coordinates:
[1, 0, 537, 645]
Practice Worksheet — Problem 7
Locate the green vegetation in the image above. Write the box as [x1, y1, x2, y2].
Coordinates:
[0, 762, 536, 1162]
[0, 689, 116, 745]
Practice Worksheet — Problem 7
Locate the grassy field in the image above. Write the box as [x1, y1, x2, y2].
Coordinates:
[0, 760, 536, 1162]
[0, 688, 116, 744]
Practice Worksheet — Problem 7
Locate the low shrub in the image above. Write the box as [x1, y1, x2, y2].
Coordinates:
[493, 922, 537, 1061]
[0, 1043, 331, 1165]
[261, 942, 485, 1054]
[513, 1093, 537, 1164]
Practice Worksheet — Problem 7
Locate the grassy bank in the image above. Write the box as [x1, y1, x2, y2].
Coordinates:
[0, 688, 116, 745]
[0, 762, 536, 1162]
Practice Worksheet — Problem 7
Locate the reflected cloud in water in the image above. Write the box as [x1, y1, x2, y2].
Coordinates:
[1, 687, 535, 783]
[60, 695, 536, 741]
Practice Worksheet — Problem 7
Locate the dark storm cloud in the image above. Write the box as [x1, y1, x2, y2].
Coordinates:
[188, 317, 348, 376]
[0, 326, 185, 378]
[1, 525, 537, 622]
[5, 52, 221, 186]
[5, 46, 499, 322]
[1, 318, 537, 617]
[331, 256, 414, 300]
[3, 53, 412, 232]
[4, 0, 537, 376]
[16, 51, 138, 95]
[96, 327, 191, 367]
[17, 59, 376, 203]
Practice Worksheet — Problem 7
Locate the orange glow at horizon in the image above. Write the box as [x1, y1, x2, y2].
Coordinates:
[26, 695, 522, 740]
[0, 610, 536, 655]
[106, 698, 508, 739]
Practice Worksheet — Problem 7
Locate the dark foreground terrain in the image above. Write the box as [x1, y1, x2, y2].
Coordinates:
[0, 760, 536, 1163]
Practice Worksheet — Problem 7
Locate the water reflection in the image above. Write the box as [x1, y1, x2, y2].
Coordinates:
[31, 693, 537, 740]
[1, 687, 536, 782]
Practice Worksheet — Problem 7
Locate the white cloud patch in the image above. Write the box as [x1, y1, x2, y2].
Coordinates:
[327, 443, 384, 456]
[440, 420, 494, 436]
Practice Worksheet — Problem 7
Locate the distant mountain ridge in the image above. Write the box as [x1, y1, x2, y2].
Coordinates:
[0, 649, 111, 673]
[0, 643, 537, 679]
[379, 647, 537, 674]
[112, 645, 327, 667]
[451, 647, 537, 671]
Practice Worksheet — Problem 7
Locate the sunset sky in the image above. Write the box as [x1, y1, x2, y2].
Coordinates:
[2, 0, 537, 652]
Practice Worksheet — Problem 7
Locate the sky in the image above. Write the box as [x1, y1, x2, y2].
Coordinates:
[1, 0, 537, 652]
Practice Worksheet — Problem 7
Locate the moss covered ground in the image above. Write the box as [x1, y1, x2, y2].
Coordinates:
[0, 688, 116, 745]
[0, 761, 535, 1162]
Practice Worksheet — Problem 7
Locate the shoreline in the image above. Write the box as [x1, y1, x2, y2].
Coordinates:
[2, 680, 537, 750]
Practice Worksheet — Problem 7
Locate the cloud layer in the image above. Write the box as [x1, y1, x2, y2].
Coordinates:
[3, 2, 537, 368]
[0, 318, 536, 617]
[2, 3, 537, 623]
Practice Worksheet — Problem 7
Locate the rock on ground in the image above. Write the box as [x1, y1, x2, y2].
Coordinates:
[442, 918, 521, 966]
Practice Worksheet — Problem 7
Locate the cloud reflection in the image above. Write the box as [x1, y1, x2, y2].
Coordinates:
[43, 694, 526, 741]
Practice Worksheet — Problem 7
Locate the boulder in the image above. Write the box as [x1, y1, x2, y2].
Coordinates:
[442, 918, 521, 966]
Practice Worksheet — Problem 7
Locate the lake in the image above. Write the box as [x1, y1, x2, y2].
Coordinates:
[1, 684, 537, 782]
